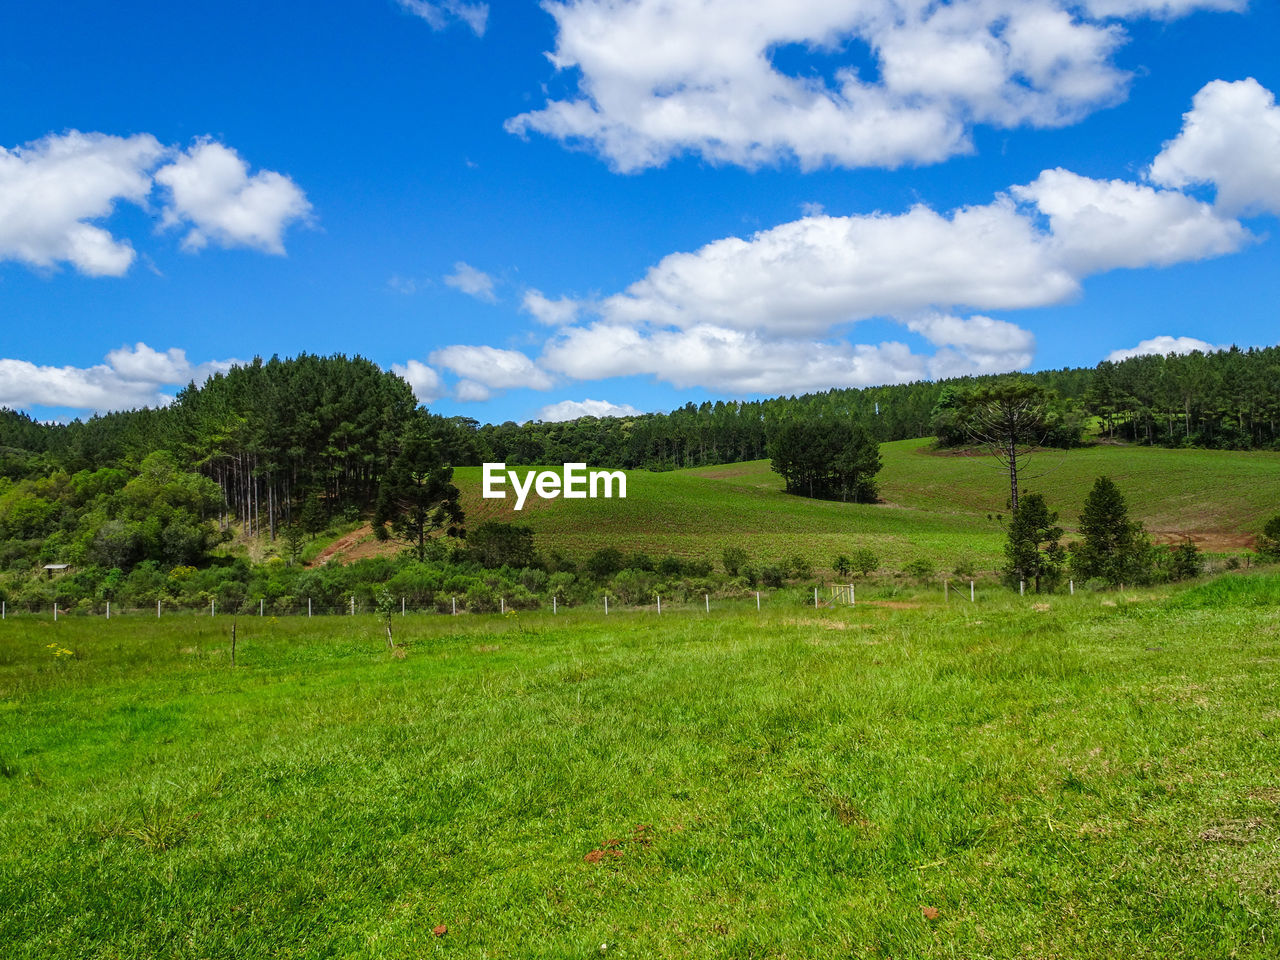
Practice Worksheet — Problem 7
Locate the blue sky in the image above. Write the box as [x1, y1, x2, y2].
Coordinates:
[1, 0, 1278, 423]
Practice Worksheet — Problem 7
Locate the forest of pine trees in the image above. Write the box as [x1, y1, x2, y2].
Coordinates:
[2, 344, 1280, 579]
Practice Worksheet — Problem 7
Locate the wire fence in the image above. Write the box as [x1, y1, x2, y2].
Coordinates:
[0, 579, 1025, 622]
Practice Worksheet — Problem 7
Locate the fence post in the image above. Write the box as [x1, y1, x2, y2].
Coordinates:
[259, 598, 264, 617]
[105, 601, 108, 620]
[500, 597, 505, 615]
[705, 594, 709, 613]
[814, 587, 818, 609]
[401, 597, 405, 616]
[756, 591, 760, 611]
[656, 594, 661, 615]
[157, 599, 161, 619]
[211, 599, 216, 617]
[851, 584, 855, 606]
[54, 603, 58, 622]
[308, 597, 312, 617]
[451, 596, 456, 616]
[553, 595, 557, 615]
[604, 596, 609, 615]
[944, 580, 949, 602]
[1070, 580, 1075, 595]
[2, 600, 5, 619]
[350, 596, 355, 616]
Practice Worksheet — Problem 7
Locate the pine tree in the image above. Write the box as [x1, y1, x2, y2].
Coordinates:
[1003, 492, 1065, 592]
[1072, 476, 1150, 585]
[372, 417, 465, 561]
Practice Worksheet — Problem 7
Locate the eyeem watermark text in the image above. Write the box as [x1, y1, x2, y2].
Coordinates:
[482, 463, 627, 510]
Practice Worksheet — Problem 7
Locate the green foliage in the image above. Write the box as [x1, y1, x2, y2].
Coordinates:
[722, 546, 749, 577]
[1003, 493, 1066, 593]
[372, 416, 465, 562]
[768, 417, 881, 502]
[1258, 514, 1280, 559]
[467, 522, 536, 569]
[833, 554, 852, 578]
[1168, 538, 1203, 581]
[849, 548, 879, 578]
[902, 557, 936, 583]
[1071, 476, 1152, 586]
[585, 547, 624, 580]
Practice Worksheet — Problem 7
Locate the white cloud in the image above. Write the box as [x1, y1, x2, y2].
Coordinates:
[1012, 167, 1249, 274]
[0, 130, 311, 276]
[536, 398, 643, 421]
[1084, 1, 1244, 18]
[906, 313, 1036, 378]
[0, 131, 164, 276]
[154, 140, 312, 254]
[1106, 335, 1220, 362]
[539, 320, 1031, 394]
[391, 359, 445, 403]
[429, 344, 553, 391]
[0, 343, 235, 413]
[396, 0, 488, 35]
[599, 201, 1075, 337]
[1149, 78, 1280, 216]
[443, 261, 498, 302]
[507, 0, 1238, 172]
[454, 379, 492, 402]
[522, 289, 580, 326]
[526, 81, 1279, 396]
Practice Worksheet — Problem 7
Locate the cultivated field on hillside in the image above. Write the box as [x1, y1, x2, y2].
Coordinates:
[393, 439, 1280, 573]
[3, 577, 1280, 958]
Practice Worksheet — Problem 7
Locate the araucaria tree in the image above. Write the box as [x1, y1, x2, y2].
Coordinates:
[1003, 493, 1065, 593]
[1071, 476, 1150, 585]
[373, 418, 465, 561]
[959, 378, 1053, 515]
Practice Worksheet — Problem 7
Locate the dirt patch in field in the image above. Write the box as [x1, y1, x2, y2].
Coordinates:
[1148, 531, 1256, 551]
[310, 526, 375, 566]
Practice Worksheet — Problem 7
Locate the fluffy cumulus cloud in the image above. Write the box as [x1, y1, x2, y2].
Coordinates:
[1149, 78, 1280, 216]
[1105, 335, 1220, 362]
[0, 343, 235, 413]
[1012, 168, 1248, 274]
[0, 131, 165, 276]
[443, 261, 498, 302]
[536, 398, 643, 422]
[428, 344, 554, 398]
[0, 131, 310, 276]
[597, 201, 1076, 336]
[521, 78, 1278, 396]
[390, 359, 445, 403]
[522, 289, 580, 326]
[508, 0, 1240, 172]
[154, 141, 312, 254]
[395, 0, 488, 35]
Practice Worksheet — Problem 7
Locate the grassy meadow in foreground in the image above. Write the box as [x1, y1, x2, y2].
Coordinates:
[3, 576, 1280, 958]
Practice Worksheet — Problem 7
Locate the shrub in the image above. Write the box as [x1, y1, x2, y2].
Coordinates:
[1258, 515, 1280, 559]
[760, 565, 786, 588]
[722, 546, 749, 577]
[902, 557, 936, 583]
[787, 555, 813, 580]
[850, 548, 879, 578]
[585, 547, 624, 580]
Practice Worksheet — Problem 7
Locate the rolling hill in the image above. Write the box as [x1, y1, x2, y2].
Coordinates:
[317, 438, 1280, 574]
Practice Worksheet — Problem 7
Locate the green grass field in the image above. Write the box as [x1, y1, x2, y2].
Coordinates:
[450, 439, 1280, 573]
[4, 577, 1280, 958]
